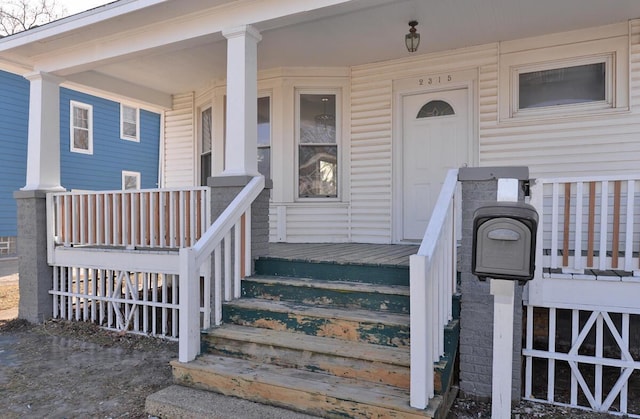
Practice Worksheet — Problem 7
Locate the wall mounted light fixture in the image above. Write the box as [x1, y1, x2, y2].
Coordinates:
[405, 20, 420, 53]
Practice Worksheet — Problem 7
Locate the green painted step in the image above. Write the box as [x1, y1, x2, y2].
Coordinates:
[201, 324, 410, 389]
[223, 298, 410, 348]
[242, 276, 410, 313]
[254, 257, 409, 286]
[171, 355, 442, 419]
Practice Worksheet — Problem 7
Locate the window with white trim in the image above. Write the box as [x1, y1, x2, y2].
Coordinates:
[70, 101, 93, 154]
[120, 104, 139, 142]
[512, 55, 612, 117]
[200, 106, 212, 186]
[122, 171, 140, 190]
[296, 91, 339, 199]
[499, 35, 628, 121]
[257, 95, 271, 179]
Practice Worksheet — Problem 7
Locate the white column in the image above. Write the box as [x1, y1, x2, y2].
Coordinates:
[22, 71, 64, 191]
[222, 25, 262, 176]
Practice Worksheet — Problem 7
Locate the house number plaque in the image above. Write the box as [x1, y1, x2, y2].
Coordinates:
[418, 74, 452, 86]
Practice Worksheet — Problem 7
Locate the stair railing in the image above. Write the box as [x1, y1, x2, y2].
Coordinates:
[409, 168, 459, 409]
[178, 176, 265, 362]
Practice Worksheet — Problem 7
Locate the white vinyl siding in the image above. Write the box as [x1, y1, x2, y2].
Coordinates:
[270, 204, 350, 243]
[163, 93, 195, 187]
[482, 22, 640, 179]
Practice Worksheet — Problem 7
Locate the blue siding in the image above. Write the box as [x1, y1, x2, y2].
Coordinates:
[0, 71, 29, 236]
[60, 88, 161, 190]
[0, 72, 161, 237]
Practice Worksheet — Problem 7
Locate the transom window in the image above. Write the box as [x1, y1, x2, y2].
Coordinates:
[297, 92, 339, 199]
[518, 62, 606, 110]
[417, 100, 455, 118]
[70, 101, 93, 154]
[120, 104, 139, 142]
[510, 54, 615, 118]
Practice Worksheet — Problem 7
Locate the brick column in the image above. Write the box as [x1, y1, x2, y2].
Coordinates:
[457, 167, 529, 401]
[207, 175, 271, 323]
[13, 190, 52, 323]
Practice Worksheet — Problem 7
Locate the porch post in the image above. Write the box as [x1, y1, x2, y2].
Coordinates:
[222, 25, 262, 176]
[14, 71, 64, 323]
[22, 71, 64, 192]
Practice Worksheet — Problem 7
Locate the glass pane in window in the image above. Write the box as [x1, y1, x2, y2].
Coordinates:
[200, 152, 211, 186]
[124, 175, 139, 190]
[519, 62, 605, 109]
[299, 145, 337, 197]
[74, 107, 88, 129]
[417, 100, 455, 118]
[201, 107, 212, 153]
[123, 106, 137, 123]
[300, 94, 336, 144]
[257, 97, 270, 147]
[123, 121, 137, 137]
[258, 147, 270, 179]
[74, 128, 88, 150]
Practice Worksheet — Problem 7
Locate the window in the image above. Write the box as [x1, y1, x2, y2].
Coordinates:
[200, 106, 212, 186]
[121, 104, 139, 141]
[122, 171, 140, 190]
[257, 96, 271, 178]
[70, 101, 93, 154]
[499, 35, 628, 121]
[518, 61, 607, 111]
[417, 100, 455, 118]
[297, 92, 338, 198]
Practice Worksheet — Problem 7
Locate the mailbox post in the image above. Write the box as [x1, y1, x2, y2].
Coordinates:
[472, 179, 538, 419]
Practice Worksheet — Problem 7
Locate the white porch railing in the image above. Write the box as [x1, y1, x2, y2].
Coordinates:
[47, 187, 210, 250]
[409, 168, 459, 409]
[525, 174, 640, 417]
[530, 175, 640, 278]
[46, 186, 211, 340]
[179, 176, 265, 362]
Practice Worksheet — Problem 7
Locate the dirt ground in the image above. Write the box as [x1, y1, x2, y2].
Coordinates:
[0, 317, 177, 418]
[0, 278, 621, 418]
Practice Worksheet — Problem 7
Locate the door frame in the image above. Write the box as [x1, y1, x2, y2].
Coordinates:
[391, 69, 479, 243]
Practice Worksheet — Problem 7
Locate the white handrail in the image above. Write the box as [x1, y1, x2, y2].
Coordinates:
[410, 168, 459, 409]
[179, 176, 265, 362]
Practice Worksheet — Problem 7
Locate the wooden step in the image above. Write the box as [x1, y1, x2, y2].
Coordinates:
[202, 324, 410, 389]
[255, 257, 410, 286]
[223, 298, 410, 347]
[242, 276, 409, 313]
[171, 355, 440, 419]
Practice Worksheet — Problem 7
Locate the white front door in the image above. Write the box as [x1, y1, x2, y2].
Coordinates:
[402, 88, 469, 241]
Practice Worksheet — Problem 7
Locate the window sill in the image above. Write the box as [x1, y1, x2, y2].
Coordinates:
[498, 106, 630, 127]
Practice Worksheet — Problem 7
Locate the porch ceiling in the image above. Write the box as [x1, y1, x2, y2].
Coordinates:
[2, 0, 640, 104]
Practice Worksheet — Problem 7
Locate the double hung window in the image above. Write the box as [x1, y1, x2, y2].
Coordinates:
[70, 101, 93, 154]
[200, 106, 212, 186]
[297, 92, 339, 198]
[121, 104, 139, 141]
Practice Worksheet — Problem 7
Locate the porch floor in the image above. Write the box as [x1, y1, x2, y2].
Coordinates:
[264, 243, 419, 267]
